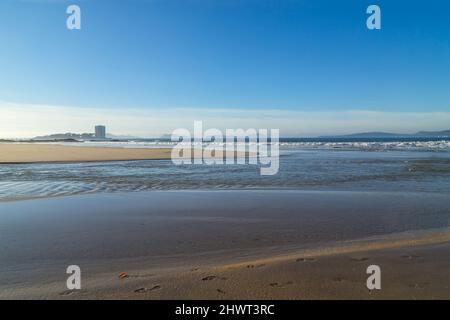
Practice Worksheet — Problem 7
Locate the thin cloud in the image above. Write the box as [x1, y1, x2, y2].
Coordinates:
[1, 101, 450, 138]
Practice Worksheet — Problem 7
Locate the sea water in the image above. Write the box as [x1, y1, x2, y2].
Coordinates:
[0, 139, 449, 201]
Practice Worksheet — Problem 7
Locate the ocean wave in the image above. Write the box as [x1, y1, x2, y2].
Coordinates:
[278, 140, 450, 151]
[55, 140, 450, 151]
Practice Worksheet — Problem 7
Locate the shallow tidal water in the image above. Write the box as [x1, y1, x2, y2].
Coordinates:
[0, 146, 449, 201]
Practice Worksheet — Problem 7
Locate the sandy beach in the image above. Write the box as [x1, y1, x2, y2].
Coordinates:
[0, 143, 173, 163]
[16, 237, 450, 300]
[1, 190, 450, 299]
[3, 230, 450, 300]
[0, 143, 254, 164]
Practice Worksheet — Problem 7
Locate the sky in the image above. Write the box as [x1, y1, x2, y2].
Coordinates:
[0, 0, 449, 138]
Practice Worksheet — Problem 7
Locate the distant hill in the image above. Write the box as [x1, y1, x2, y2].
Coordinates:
[32, 132, 142, 141]
[415, 130, 450, 137]
[33, 133, 94, 141]
[322, 130, 450, 138]
[159, 134, 172, 140]
[334, 132, 407, 138]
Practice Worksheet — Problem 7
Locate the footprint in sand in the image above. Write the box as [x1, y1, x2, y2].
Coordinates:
[351, 257, 369, 262]
[202, 275, 227, 281]
[296, 257, 316, 262]
[246, 263, 266, 269]
[134, 285, 161, 293]
[269, 281, 293, 288]
[119, 272, 154, 279]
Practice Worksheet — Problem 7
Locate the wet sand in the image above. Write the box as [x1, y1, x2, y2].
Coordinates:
[1, 190, 450, 299]
[3, 231, 450, 300]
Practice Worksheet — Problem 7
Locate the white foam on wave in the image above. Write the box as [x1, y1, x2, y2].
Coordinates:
[279, 140, 450, 151]
[57, 140, 450, 151]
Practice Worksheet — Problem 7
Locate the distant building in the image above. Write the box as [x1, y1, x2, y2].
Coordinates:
[95, 125, 106, 139]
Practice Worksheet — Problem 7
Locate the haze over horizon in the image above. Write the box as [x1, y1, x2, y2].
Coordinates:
[1, 101, 450, 139]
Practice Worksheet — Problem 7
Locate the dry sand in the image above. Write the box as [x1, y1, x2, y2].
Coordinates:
[0, 143, 173, 163]
[0, 143, 251, 164]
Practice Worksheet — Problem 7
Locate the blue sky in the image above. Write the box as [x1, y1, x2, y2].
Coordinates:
[0, 0, 449, 137]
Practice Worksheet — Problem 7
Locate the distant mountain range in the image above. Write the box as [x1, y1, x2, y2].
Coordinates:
[322, 130, 450, 138]
[415, 130, 450, 137]
[32, 133, 95, 141]
[32, 133, 141, 141]
[27, 129, 450, 141]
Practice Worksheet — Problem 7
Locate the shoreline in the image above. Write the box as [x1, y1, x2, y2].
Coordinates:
[1, 188, 448, 205]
